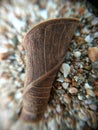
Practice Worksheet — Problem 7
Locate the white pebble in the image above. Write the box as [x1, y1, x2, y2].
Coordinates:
[0, 78, 7, 85]
[78, 95, 84, 100]
[85, 35, 93, 43]
[48, 119, 58, 130]
[74, 76, 79, 82]
[68, 87, 78, 94]
[14, 81, 21, 87]
[56, 105, 61, 113]
[94, 32, 98, 38]
[8, 102, 14, 108]
[40, 9, 48, 19]
[20, 73, 25, 81]
[82, 27, 90, 34]
[91, 17, 98, 25]
[0, 47, 8, 53]
[86, 89, 95, 97]
[60, 63, 70, 78]
[73, 51, 81, 58]
[57, 76, 64, 83]
[84, 83, 92, 89]
[8, 12, 25, 32]
[57, 72, 62, 77]
[89, 104, 97, 111]
[62, 82, 69, 90]
[15, 92, 22, 100]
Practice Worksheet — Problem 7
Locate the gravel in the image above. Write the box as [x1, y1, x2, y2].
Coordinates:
[0, 0, 98, 130]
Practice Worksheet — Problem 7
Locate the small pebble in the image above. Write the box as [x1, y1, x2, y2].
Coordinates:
[84, 83, 92, 89]
[89, 104, 97, 111]
[73, 51, 81, 58]
[91, 17, 98, 25]
[78, 111, 90, 121]
[85, 35, 93, 43]
[92, 61, 98, 76]
[86, 89, 95, 97]
[0, 47, 9, 60]
[78, 94, 85, 100]
[62, 82, 69, 90]
[94, 79, 98, 87]
[56, 105, 61, 113]
[57, 76, 64, 83]
[89, 111, 97, 125]
[6, 44, 14, 49]
[94, 32, 98, 38]
[78, 7, 85, 15]
[17, 45, 24, 51]
[48, 119, 58, 130]
[20, 73, 25, 81]
[60, 63, 70, 78]
[84, 99, 93, 105]
[40, 9, 48, 19]
[64, 78, 71, 83]
[82, 27, 90, 34]
[63, 94, 71, 104]
[88, 47, 98, 62]
[94, 91, 98, 96]
[68, 87, 78, 94]
[15, 92, 22, 100]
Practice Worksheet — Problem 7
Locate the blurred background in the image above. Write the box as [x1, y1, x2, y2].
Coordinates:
[0, 0, 98, 130]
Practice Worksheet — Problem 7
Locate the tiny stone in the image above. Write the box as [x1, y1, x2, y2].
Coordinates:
[60, 63, 70, 78]
[92, 61, 98, 76]
[86, 89, 95, 97]
[72, 81, 77, 87]
[39, 0, 47, 8]
[73, 51, 81, 58]
[82, 27, 90, 34]
[57, 76, 64, 83]
[62, 82, 69, 90]
[14, 81, 21, 87]
[94, 32, 98, 38]
[57, 72, 62, 77]
[0, 47, 9, 60]
[89, 104, 97, 111]
[20, 73, 25, 81]
[78, 94, 85, 100]
[6, 44, 14, 49]
[15, 92, 22, 100]
[0, 53, 9, 60]
[17, 45, 24, 51]
[48, 119, 58, 130]
[89, 111, 97, 125]
[65, 51, 72, 60]
[91, 17, 98, 25]
[63, 94, 71, 104]
[68, 87, 78, 94]
[88, 47, 98, 62]
[78, 111, 90, 121]
[84, 83, 92, 89]
[95, 91, 98, 96]
[56, 105, 61, 113]
[84, 99, 93, 105]
[85, 35, 93, 43]
[78, 7, 85, 15]
[64, 78, 71, 83]
[40, 9, 48, 19]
